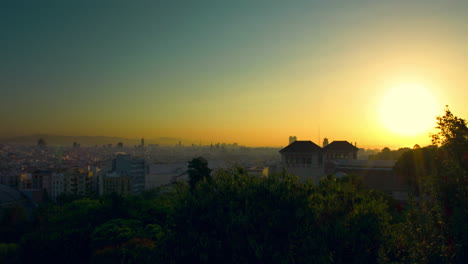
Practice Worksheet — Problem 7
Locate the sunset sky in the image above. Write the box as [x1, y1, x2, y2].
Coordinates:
[1, 0, 467, 148]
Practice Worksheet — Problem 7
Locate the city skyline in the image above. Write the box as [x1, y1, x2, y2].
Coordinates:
[2, 1, 467, 148]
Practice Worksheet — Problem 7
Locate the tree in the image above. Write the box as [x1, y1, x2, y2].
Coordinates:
[431, 106, 468, 263]
[394, 106, 467, 263]
[369, 147, 410, 160]
[187, 157, 211, 190]
[0, 243, 19, 264]
[394, 146, 438, 195]
[168, 170, 393, 264]
[432, 106, 468, 168]
[91, 219, 142, 249]
[432, 106, 468, 146]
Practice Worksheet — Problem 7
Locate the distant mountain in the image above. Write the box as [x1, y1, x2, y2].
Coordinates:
[0, 134, 184, 146]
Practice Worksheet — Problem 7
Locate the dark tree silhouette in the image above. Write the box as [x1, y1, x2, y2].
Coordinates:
[432, 105, 468, 167]
[432, 106, 468, 145]
[187, 157, 212, 190]
[394, 107, 467, 263]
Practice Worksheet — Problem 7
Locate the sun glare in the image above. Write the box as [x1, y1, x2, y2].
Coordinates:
[380, 83, 439, 136]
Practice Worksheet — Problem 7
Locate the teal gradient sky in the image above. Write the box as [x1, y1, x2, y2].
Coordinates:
[1, 0, 467, 147]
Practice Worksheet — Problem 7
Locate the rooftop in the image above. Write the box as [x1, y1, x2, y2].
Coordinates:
[279, 141, 322, 153]
[323, 141, 358, 151]
[0, 184, 23, 204]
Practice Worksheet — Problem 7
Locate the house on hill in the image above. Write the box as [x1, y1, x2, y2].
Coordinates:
[323, 140, 358, 161]
[279, 140, 324, 183]
[278, 140, 358, 184]
[279, 139, 409, 200]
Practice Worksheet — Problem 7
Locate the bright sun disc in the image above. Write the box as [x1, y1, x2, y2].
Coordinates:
[380, 83, 438, 135]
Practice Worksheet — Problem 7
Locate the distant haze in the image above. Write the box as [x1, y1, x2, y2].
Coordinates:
[0, 135, 184, 147]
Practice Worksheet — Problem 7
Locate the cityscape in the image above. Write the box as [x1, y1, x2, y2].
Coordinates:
[1, 1, 467, 263]
[0, 135, 413, 202]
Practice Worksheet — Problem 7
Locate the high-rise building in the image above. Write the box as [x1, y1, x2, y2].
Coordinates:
[109, 153, 146, 194]
[130, 158, 146, 194]
[101, 172, 131, 196]
[0, 174, 20, 188]
[112, 153, 132, 173]
[63, 168, 94, 196]
[43, 173, 65, 200]
[20, 170, 51, 190]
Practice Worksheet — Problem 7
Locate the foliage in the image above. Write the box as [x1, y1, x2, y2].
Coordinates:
[187, 157, 212, 190]
[392, 197, 452, 264]
[393, 106, 468, 263]
[92, 219, 143, 248]
[54, 192, 87, 205]
[19, 198, 106, 263]
[0, 205, 30, 243]
[166, 170, 393, 264]
[3, 164, 463, 263]
[432, 106, 468, 150]
[431, 107, 468, 264]
[369, 147, 411, 160]
[394, 146, 438, 194]
[91, 238, 157, 264]
[0, 243, 19, 264]
[310, 175, 393, 264]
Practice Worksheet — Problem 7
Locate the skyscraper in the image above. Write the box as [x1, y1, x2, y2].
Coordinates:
[110, 153, 146, 194]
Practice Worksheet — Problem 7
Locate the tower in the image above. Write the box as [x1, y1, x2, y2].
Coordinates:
[289, 136, 297, 144]
[323, 138, 329, 147]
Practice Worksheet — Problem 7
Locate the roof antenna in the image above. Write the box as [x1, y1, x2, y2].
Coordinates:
[318, 126, 320, 146]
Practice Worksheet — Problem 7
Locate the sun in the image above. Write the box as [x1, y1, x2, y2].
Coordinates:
[380, 82, 439, 135]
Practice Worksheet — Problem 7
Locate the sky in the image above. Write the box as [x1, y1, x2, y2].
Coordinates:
[1, 0, 467, 148]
